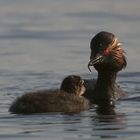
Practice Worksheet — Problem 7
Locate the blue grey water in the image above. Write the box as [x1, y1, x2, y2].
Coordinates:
[0, 0, 140, 139]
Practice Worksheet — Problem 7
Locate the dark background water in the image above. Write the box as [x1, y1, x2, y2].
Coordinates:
[0, 0, 140, 139]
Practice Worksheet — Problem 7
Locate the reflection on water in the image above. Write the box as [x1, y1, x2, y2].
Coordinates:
[0, 108, 127, 139]
[0, 0, 140, 140]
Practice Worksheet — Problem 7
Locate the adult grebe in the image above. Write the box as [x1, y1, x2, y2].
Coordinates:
[84, 31, 127, 106]
[9, 75, 90, 114]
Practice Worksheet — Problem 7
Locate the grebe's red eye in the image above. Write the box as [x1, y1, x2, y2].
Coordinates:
[103, 48, 110, 56]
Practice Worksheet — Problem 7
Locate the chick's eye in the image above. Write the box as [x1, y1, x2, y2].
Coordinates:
[79, 80, 84, 85]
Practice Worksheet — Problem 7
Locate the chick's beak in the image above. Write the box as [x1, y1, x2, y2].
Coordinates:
[88, 54, 104, 72]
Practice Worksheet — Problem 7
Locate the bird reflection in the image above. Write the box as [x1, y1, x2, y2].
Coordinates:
[90, 105, 127, 138]
[96, 104, 116, 115]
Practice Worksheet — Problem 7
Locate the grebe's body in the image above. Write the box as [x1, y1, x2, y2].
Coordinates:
[84, 31, 127, 106]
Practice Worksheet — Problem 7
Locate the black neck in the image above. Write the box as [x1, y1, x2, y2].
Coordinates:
[93, 71, 117, 105]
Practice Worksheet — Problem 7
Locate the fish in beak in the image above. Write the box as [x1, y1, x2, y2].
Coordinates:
[88, 55, 104, 72]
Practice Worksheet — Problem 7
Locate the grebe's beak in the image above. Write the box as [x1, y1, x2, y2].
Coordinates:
[88, 55, 104, 72]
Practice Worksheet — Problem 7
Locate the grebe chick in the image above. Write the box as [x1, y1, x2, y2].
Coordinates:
[84, 31, 127, 106]
[9, 75, 90, 114]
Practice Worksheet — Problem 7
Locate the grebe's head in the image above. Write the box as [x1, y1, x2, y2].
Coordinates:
[88, 31, 127, 73]
[60, 75, 85, 96]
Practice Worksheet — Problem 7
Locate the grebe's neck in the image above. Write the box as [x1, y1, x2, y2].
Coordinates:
[97, 71, 116, 88]
[93, 71, 118, 105]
